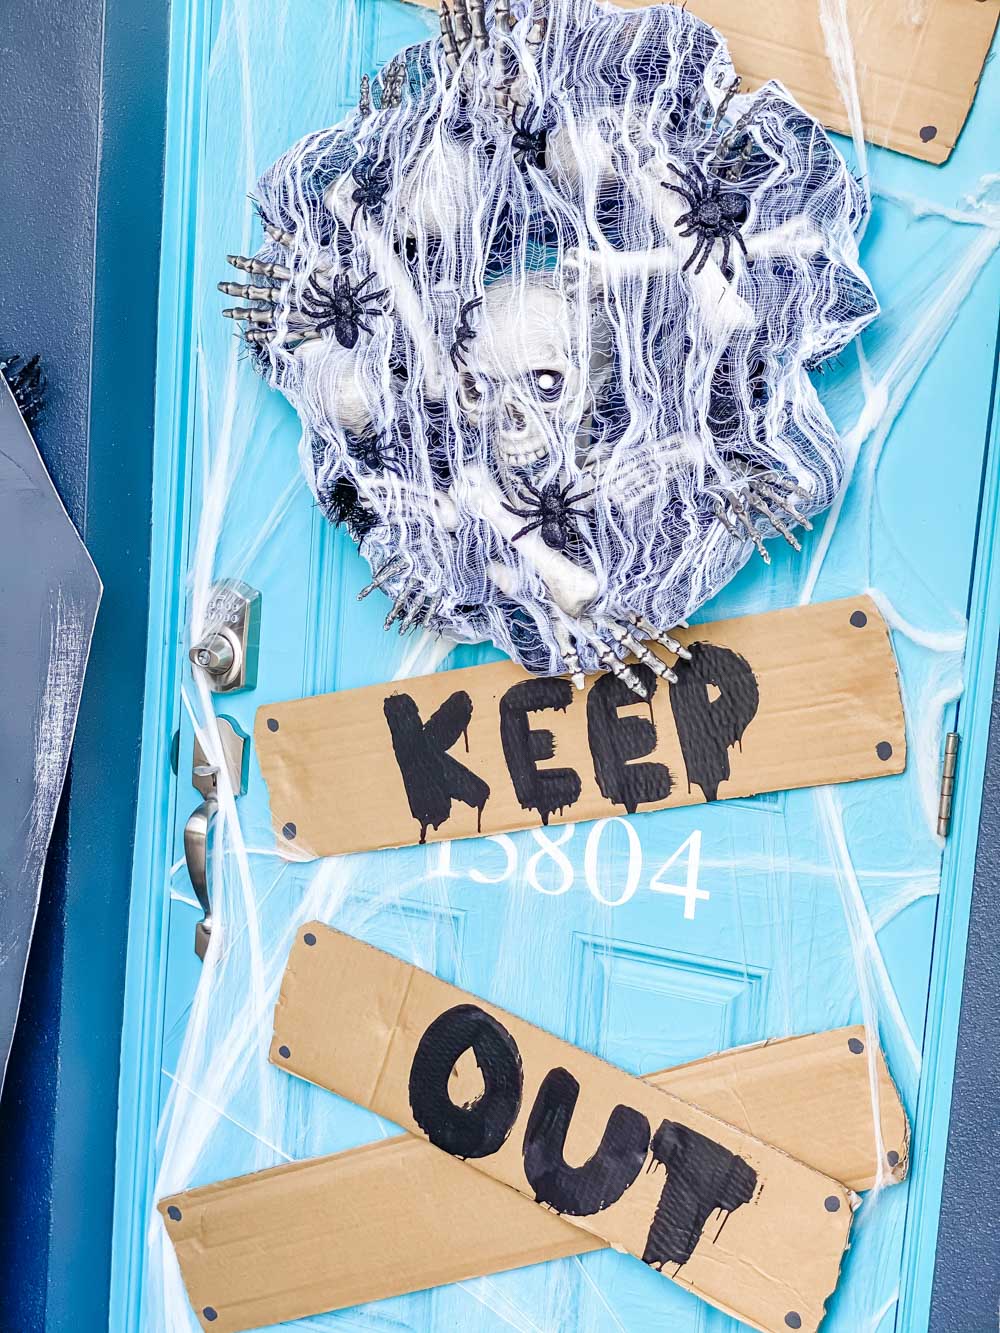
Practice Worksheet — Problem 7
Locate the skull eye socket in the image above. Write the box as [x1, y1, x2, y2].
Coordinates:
[532, 369, 564, 402]
[460, 372, 484, 404]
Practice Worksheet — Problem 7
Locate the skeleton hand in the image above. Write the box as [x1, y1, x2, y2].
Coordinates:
[711, 467, 813, 564]
[438, 0, 541, 116]
[552, 612, 692, 701]
[358, 554, 448, 636]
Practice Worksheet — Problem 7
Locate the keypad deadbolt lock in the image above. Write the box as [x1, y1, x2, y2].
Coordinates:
[189, 580, 261, 693]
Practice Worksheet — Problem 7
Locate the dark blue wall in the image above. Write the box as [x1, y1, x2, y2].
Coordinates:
[0, 1, 168, 1328]
[930, 313, 1000, 1332]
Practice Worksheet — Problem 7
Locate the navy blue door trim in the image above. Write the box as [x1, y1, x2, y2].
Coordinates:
[0, 1, 169, 1328]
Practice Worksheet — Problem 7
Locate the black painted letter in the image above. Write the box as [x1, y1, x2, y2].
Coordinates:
[641, 1120, 758, 1269]
[668, 643, 759, 801]
[408, 1004, 523, 1159]
[587, 665, 672, 813]
[522, 1067, 651, 1216]
[384, 691, 491, 842]
[499, 679, 581, 825]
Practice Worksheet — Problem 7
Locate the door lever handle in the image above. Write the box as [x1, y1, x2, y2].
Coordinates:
[183, 717, 248, 960]
[184, 797, 217, 961]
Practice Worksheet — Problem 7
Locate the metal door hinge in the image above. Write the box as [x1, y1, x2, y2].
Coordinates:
[937, 732, 960, 838]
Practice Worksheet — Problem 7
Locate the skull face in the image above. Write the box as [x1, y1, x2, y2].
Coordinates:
[456, 281, 606, 472]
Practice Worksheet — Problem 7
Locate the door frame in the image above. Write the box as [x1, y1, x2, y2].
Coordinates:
[108, 0, 1000, 1328]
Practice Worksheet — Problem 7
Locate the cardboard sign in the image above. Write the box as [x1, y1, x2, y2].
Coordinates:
[255, 596, 905, 859]
[263, 926, 856, 1332]
[161, 1026, 907, 1333]
[406, 0, 998, 165]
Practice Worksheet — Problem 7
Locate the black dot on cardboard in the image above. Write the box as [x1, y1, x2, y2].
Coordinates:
[919, 124, 938, 143]
[824, 1195, 841, 1213]
[167, 1205, 182, 1222]
[848, 1037, 864, 1054]
[850, 610, 868, 628]
[278, 1044, 291, 1059]
[266, 717, 279, 732]
[203, 1310, 219, 1324]
[282, 822, 297, 839]
[304, 932, 317, 946]
[876, 741, 893, 762]
[888, 1150, 900, 1167]
[785, 1315, 803, 1330]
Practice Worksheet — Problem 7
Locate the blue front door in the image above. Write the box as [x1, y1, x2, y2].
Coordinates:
[112, 2, 1000, 1330]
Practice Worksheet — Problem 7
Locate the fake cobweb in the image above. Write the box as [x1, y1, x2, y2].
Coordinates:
[239, 0, 876, 683]
[134, 0, 1000, 1330]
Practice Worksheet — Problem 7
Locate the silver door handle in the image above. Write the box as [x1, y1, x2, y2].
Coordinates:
[184, 797, 217, 961]
[182, 715, 248, 960]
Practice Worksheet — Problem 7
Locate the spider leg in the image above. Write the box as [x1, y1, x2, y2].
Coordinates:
[510, 519, 544, 541]
[661, 183, 697, 209]
[733, 229, 749, 260]
[681, 234, 706, 273]
[501, 503, 538, 519]
[693, 232, 716, 275]
[353, 272, 379, 295]
[720, 233, 732, 279]
[361, 287, 390, 306]
[664, 161, 696, 188]
[355, 318, 375, 336]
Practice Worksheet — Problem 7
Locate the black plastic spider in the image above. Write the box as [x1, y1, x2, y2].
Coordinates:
[450, 297, 482, 369]
[350, 153, 392, 227]
[661, 162, 749, 278]
[510, 105, 547, 170]
[298, 271, 388, 349]
[346, 429, 403, 477]
[0, 353, 45, 428]
[502, 477, 594, 552]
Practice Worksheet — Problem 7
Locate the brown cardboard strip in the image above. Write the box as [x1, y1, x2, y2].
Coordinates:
[264, 926, 855, 1333]
[255, 595, 905, 860]
[405, 0, 998, 165]
[160, 1026, 907, 1333]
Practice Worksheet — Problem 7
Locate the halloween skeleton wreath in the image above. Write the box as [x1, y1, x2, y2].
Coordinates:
[220, 0, 876, 696]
